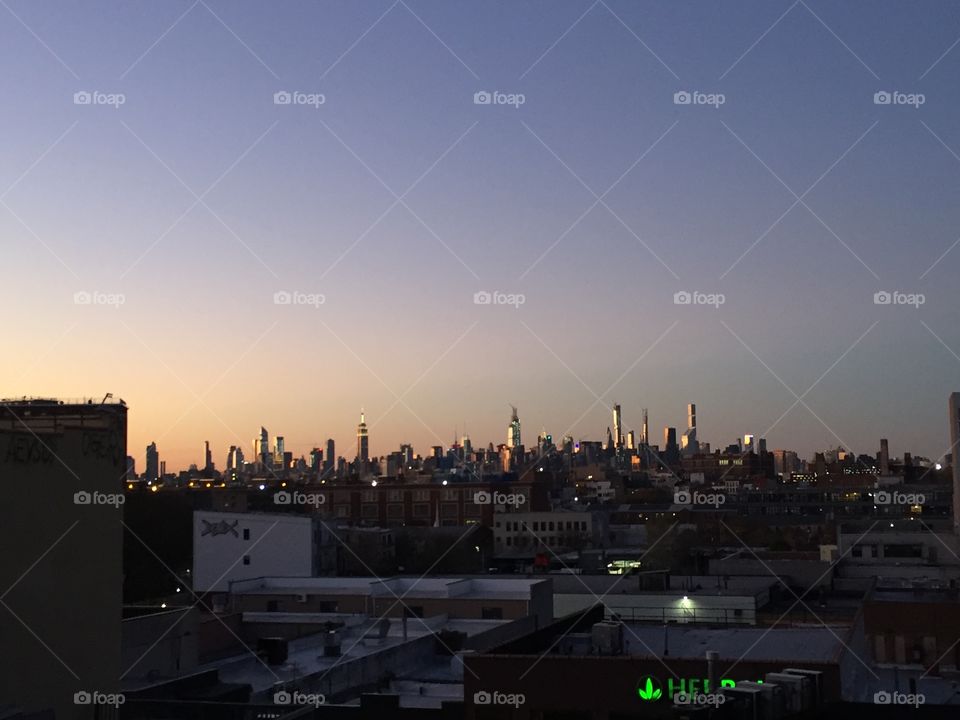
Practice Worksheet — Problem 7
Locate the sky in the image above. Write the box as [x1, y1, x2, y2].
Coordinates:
[3, 0, 960, 472]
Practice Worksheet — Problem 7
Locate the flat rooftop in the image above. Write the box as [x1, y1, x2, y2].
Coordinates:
[624, 624, 844, 663]
[200, 615, 505, 694]
[229, 575, 547, 601]
[520, 573, 773, 597]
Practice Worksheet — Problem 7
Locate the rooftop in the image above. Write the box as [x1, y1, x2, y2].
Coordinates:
[228, 575, 548, 601]
[624, 624, 845, 663]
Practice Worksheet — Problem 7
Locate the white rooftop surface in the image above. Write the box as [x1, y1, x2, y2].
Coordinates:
[229, 575, 544, 600]
[624, 625, 842, 662]
[202, 615, 506, 693]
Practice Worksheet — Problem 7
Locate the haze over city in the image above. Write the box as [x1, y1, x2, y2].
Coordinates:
[4, 0, 960, 468]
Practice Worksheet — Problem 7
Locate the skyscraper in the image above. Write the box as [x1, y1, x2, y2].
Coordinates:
[641, 408, 649, 446]
[612, 404, 623, 449]
[357, 410, 369, 462]
[507, 405, 521, 449]
[146, 441, 159, 482]
[663, 426, 679, 464]
[949, 393, 960, 535]
[254, 427, 269, 468]
[681, 403, 698, 456]
[227, 445, 243, 474]
[324, 438, 335, 478]
[880, 438, 890, 475]
[204, 440, 213, 473]
[626, 430, 636, 450]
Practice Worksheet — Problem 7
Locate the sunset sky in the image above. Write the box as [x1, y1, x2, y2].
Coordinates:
[4, 0, 960, 471]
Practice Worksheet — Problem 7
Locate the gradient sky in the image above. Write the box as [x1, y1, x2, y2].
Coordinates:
[3, 0, 960, 471]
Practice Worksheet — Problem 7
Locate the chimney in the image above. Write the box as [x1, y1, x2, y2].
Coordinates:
[706, 650, 719, 693]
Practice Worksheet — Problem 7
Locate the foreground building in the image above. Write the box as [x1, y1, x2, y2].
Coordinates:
[0, 397, 127, 720]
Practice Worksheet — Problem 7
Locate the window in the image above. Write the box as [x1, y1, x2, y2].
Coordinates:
[243, 555, 250, 565]
[243, 528, 250, 540]
[481, 607, 503, 620]
[362, 490, 376, 502]
[405, 606, 424, 618]
[267, 600, 278, 612]
[387, 503, 404, 517]
[414, 490, 430, 502]
[361, 504, 378, 518]
[319, 601, 338, 612]
[388, 490, 403, 502]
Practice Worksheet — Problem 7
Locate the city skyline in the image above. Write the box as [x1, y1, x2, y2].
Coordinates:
[127, 399, 949, 475]
[5, 1, 960, 471]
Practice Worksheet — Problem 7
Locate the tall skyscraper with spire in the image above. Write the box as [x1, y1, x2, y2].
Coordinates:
[357, 410, 369, 462]
[507, 405, 521, 449]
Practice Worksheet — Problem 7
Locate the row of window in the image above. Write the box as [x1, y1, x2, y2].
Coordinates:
[497, 520, 587, 532]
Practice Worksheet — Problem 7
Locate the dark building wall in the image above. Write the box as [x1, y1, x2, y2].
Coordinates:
[464, 654, 841, 720]
[864, 597, 960, 668]
[0, 401, 127, 720]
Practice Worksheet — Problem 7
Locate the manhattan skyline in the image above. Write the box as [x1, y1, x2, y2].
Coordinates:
[4, 1, 960, 470]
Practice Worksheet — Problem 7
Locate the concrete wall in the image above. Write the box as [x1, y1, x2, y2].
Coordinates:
[193, 511, 315, 592]
[555, 592, 758, 625]
[122, 608, 198, 681]
[263, 632, 439, 702]
[708, 557, 835, 590]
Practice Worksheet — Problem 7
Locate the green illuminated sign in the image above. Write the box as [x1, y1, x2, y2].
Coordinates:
[636, 676, 663, 701]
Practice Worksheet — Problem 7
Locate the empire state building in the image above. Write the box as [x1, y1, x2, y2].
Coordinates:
[356, 410, 369, 462]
